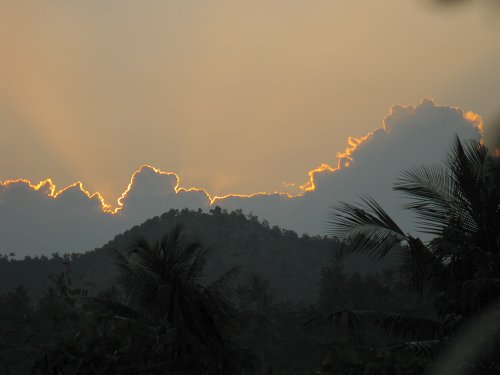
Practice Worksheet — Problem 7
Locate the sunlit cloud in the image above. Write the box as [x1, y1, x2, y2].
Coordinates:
[0, 99, 485, 256]
[2, 1, 499, 201]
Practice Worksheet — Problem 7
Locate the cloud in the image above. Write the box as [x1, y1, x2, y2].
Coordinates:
[215, 98, 483, 235]
[0, 179, 117, 256]
[0, 99, 484, 255]
[0, 166, 213, 257]
[116, 165, 211, 222]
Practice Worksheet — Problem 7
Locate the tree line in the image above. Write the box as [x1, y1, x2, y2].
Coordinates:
[0, 136, 498, 374]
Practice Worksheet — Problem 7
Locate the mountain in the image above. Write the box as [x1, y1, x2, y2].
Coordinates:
[0, 100, 484, 256]
[0, 207, 398, 303]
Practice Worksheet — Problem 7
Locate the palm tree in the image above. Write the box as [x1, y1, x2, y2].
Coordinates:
[33, 225, 252, 375]
[322, 137, 500, 369]
[329, 137, 499, 314]
[111, 224, 250, 374]
[122, 227, 241, 348]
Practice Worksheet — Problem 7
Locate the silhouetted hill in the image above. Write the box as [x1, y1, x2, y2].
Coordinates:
[0, 207, 398, 303]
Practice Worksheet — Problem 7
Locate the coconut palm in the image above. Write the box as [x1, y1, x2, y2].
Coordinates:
[329, 137, 500, 315]
[322, 137, 500, 369]
[111, 224, 250, 374]
[33, 224, 252, 375]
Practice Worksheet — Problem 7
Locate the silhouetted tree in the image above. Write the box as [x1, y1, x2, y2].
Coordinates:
[323, 137, 500, 372]
[32, 225, 253, 375]
[112, 224, 246, 373]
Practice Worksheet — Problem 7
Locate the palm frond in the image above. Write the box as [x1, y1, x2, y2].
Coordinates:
[207, 266, 240, 294]
[328, 196, 407, 258]
[179, 243, 209, 281]
[110, 223, 241, 364]
[394, 164, 451, 235]
[130, 241, 165, 277]
[129, 236, 152, 255]
[459, 137, 488, 178]
[449, 138, 500, 255]
[165, 223, 183, 250]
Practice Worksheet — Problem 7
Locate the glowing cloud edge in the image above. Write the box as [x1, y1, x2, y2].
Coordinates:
[0, 98, 484, 216]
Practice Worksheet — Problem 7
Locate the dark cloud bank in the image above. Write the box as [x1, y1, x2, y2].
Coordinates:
[0, 99, 483, 256]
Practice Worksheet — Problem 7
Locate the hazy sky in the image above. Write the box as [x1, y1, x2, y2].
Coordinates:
[1, 0, 499, 203]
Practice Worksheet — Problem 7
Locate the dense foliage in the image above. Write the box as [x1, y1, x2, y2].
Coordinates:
[326, 137, 500, 374]
[0, 214, 407, 374]
[0, 137, 498, 374]
[0, 207, 394, 303]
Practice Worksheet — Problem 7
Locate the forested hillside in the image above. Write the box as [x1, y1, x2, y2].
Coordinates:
[1, 138, 498, 374]
[0, 207, 397, 303]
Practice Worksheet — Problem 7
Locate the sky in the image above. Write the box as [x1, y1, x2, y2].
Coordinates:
[0, 99, 485, 255]
[1, 0, 499, 205]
